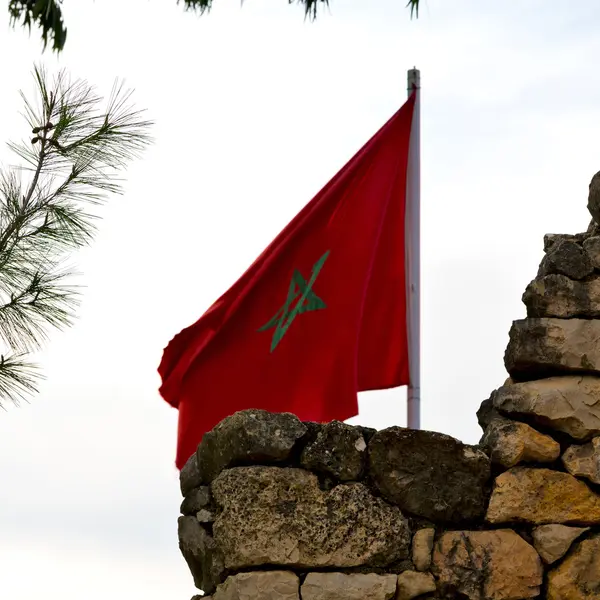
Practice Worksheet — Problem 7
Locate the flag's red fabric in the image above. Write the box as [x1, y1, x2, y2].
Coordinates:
[159, 93, 416, 469]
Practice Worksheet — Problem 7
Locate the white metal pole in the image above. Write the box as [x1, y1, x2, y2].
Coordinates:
[406, 68, 421, 430]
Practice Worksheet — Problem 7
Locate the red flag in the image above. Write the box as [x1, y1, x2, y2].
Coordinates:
[159, 93, 416, 468]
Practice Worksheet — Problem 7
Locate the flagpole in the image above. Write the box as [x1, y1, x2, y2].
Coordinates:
[406, 68, 421, 430]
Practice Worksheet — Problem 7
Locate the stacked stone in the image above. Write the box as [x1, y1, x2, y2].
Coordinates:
[178, 409, 543, 600]
[473, 215, 600, 599]
[177, 175, 600, 600]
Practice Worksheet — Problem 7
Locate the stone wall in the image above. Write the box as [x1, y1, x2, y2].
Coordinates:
[177, 179, 600, 600]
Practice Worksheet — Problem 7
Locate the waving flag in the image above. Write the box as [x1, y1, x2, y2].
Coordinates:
[159, 91, 418, 469]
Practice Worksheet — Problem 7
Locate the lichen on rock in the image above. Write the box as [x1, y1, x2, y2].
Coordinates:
[211, 465, 410, 570]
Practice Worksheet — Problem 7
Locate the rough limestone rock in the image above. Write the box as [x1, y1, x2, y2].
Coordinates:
[544, 232, 588, 253]
[537, 239, 594, 280]
[356, 425, 377, 443]
[180, 453, 202, 496]
[412, 527, 435, 571]
[476, 396, 503, 431]
[368, 427, 490, 523]
[476, 379, 513, 431]
[523, 274, 600, 318]
[212, 572, 299, 600]
[432, 529, 543, 600]
[196, 410, 307, 483]
[505, 318, 600, 380]
[481, 419, 560, 468]
[211, 466, 410, 570]
[300, 420, 366, 481]
[493, 377, 600, 441]
[181, 486, 212, 516]
[197, 508, 215, 524]
[588, 169, 600, 225]
[396, 571, 437, 600]
[486, 467, 600, 525]
[583, 235, 600, 269]
[562, 436, 600, 484]
[547, 534, 600, 600]
[587, 218, 600, 236]
[178, 516, 226, 594]
[531, 524, 589, 565]
[301, 573, 397, 600]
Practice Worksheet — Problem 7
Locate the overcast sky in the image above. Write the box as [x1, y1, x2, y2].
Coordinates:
[1, 0, 600, 598]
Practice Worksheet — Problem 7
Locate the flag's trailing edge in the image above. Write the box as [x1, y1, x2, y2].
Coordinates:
[159, 92, 417, 469]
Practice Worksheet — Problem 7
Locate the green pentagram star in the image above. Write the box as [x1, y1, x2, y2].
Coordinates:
[257, 250, 330, 352]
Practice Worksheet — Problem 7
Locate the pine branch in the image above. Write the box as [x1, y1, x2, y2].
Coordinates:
[181, 0, 330, 19]
[0, 267, 79, 352]
[291, 0, 328, 20]
[8, 0, 66, 52]
[0, 64, 152, 407]
[9, 1, 421, 52]
[0, 353, 41, 408]
[407, 0, 419, 18]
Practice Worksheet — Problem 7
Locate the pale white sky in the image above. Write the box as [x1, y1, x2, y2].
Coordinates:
[1, 1, 600, 598]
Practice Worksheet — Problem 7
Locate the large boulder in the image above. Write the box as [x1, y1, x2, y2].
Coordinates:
[432, 529, 543, 600]
[211, 466, 410, 570]
[178, 516, 226, 594]
[211, 572, 299, 600]
[537, 239, 593, 280]
[300, 420, 367, 481]
[486, 467, 600, 525]
[196, 410, 307, 484]
[562, 436, 600, 484]
[531, 524, 589, 565]
[368, 427, 490, 523]
[492, 377, 600, 441]
[523, 274, 600, 318]
[301, 573, 397, 600]
[480, 418, 560, 468]
[547, 534, 600, 600]
[504, 318, 600, 380]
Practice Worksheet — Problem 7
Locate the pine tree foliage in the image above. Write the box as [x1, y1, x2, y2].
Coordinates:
[0, 65, 152, 407]
[8, 0, 66, 51]
[8, 0, 421, 52]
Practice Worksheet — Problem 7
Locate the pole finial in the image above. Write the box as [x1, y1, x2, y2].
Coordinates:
[407, 68, 421, 92]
